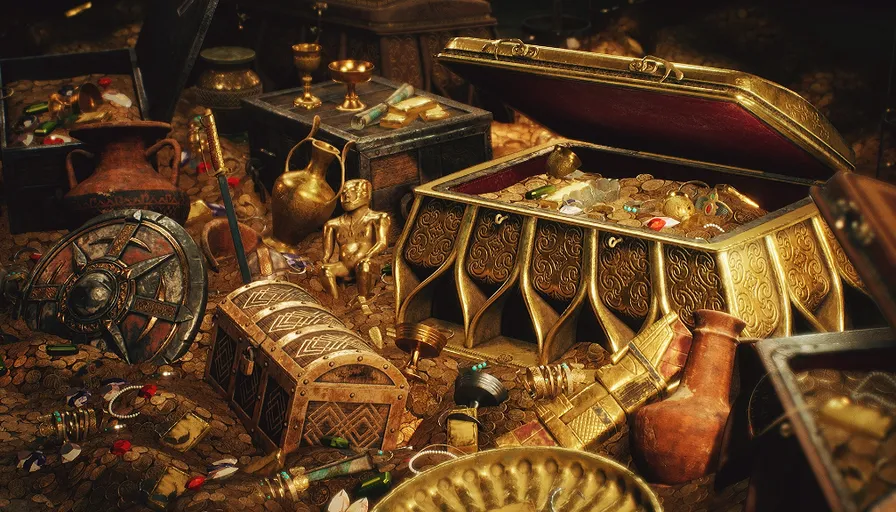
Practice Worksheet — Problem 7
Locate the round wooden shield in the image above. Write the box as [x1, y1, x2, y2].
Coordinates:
[19, 210, 207, 364]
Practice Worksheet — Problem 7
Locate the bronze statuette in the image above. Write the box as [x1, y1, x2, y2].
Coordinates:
[319, 178, 391, 299]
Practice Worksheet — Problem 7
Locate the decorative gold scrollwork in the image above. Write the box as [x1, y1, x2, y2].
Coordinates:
[467, 209, 522, 286]
[599, 232, 650, 321]
[664, 245, 726, 327]
[728, 241, 780, 338]
[404, 198, 465, 270]
[629, 55, 684, 83]
[774, 221, 830, 313]
[530, 222, 583, 302]
[481, 39, 538, 60]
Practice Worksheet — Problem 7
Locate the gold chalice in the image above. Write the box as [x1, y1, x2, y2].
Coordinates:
[292, 43, 322, 109]
[328, 59, 374, 112]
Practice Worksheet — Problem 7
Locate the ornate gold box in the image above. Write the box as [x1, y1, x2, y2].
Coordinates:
[205, 281, 408, 454]
[393, 37, 871, 367]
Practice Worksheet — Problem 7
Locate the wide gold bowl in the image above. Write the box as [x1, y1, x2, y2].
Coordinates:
[329, 59, 375, 111]
[328, 59, 375, 83]
[371, 446, 662, 511]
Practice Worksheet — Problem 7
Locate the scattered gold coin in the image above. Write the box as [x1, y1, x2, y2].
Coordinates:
[641, 179, 665, 191]
[620, 186, 638, 197]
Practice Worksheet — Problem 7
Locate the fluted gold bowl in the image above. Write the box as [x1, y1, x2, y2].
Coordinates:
[371, 446, 662, 511]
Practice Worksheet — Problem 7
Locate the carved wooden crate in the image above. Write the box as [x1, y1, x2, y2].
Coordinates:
[392, 39, 881, 368]
[205, 281, 408, 454]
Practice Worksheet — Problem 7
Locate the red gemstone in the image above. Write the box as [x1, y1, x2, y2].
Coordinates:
[98, 77, 112, 89]
[43, 136, 65, 145]
[138, 384, 157, 399]
[227, 177, 240, 187]
[186, 475, 206, 490]
[647, 218, 666, 231]
[197, 162, 210, 174]
[111, 440, 131, 456]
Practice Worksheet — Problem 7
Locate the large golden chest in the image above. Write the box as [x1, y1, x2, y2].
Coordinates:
[393, 38, 869, 367]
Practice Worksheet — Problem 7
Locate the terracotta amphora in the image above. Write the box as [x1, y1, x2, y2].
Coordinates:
[265, 115, 353, 252]
[630, 308, 747, 484]
[64, 121, 188, 226]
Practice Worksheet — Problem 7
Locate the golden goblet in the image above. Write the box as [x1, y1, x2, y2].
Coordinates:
[328, 59, 374, 112]
[292, 43, 322, 109]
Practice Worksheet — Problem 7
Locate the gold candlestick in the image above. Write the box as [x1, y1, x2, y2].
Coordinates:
[292, 43, 322, 109]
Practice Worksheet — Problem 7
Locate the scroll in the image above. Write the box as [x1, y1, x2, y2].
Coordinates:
[351, 83, 414, 129]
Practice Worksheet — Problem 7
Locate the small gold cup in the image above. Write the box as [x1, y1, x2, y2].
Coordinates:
[394, 323, 446, 381]
[328, 59, 374, 112]
[292, 43, 322, 109]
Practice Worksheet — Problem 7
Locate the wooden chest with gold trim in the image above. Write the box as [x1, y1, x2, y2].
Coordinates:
[205, 281, 408, 454]
[393, 38, 876, 368]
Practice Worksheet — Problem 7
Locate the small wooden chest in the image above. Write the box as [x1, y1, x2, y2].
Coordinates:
[205, 280, 408, 454]
[0, 0, 218, 234]
[242, 75, 492, 221]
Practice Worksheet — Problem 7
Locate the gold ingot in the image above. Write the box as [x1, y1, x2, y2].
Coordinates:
[265, 116, 353, 253]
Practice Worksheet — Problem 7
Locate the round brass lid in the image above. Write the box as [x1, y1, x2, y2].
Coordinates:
[200, 47, 256, 65]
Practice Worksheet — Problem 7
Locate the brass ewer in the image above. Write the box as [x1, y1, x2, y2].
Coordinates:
[264, 116, 354, 252]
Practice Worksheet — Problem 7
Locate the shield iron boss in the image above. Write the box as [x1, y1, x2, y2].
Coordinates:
[18, 210, 207, 364]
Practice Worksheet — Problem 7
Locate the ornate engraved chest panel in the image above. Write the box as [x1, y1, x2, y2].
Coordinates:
[205, 281, 408, 454]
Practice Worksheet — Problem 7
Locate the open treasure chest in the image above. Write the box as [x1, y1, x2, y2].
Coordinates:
[205, 281, 408, 455]
[394, 37, 876, 368]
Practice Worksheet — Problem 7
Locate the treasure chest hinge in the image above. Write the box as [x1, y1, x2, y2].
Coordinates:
[629, 55, 684, 83]
[481, 39, 538, 60]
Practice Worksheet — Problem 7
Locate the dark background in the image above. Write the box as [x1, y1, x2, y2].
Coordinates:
[2, 0, 896, 178]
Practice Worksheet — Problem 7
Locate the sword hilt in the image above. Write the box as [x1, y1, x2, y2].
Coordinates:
[202, 109, 228, 177]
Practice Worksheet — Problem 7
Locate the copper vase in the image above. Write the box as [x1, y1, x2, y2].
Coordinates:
[64, 121, 188, 226]
[630, 309, 747, 485]
[265, 116, 352, 252]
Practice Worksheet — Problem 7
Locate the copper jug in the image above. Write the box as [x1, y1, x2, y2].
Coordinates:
[63, 121, 188, 227]
[630, 309, 747, 485]
[265, 116, 353, 252]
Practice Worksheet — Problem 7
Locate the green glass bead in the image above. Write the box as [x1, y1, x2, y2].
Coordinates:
[35, 121, 57, 136]
[47, 344, 78, 357]
[525, 184, 556, 200]
[355, 471, 392, 498]
[25, 102, 49, 115]
[321, 435, 350, 449]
